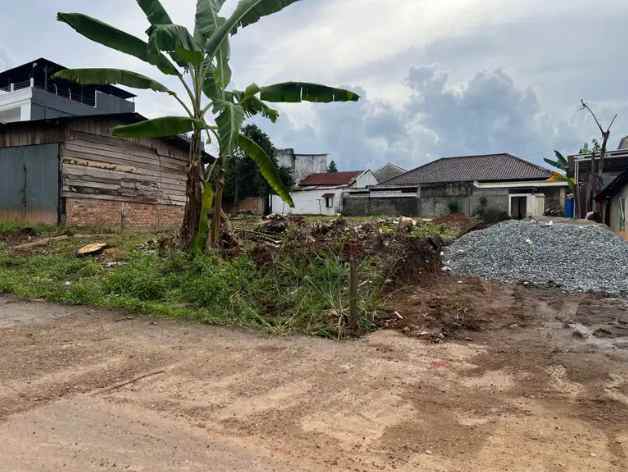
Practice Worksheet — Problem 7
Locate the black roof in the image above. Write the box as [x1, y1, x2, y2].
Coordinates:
[597, 169, 628, 201]
[377, 153, 552, 187]
[0, 58, 135, 99]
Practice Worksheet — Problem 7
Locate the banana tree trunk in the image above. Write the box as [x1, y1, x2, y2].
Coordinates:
[210, 158, 225, 248]
[180, 131, 203, 249]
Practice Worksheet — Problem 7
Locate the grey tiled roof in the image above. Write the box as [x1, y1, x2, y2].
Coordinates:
[378, 154, 552, 187]
[374, 163, 406, 183]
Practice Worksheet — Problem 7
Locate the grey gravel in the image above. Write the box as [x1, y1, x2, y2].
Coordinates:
[444, 220, 628, 296]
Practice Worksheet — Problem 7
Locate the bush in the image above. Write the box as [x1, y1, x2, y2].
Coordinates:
[447, 201, 461, 214]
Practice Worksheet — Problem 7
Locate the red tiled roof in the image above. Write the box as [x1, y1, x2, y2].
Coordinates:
[300, 171, 363, 186]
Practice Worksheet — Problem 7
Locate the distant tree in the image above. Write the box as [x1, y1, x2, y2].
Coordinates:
[328, 160, 338, 173]
[579, 139, 601, 155]
[224, 124, 293, 207]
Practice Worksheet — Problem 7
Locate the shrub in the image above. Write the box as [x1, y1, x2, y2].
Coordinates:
[447, 200, 461, 214]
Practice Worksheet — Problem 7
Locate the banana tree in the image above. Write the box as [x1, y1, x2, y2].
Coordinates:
[545, 151, 576, 190]
[54, 0, 359, 251]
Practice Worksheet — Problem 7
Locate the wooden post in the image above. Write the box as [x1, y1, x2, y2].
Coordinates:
[349, 254, 359, 334]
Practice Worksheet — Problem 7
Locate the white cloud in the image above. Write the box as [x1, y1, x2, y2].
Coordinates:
[2, 0, 627, 171]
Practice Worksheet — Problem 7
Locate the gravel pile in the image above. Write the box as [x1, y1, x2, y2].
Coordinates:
[444, 220, 628, 295]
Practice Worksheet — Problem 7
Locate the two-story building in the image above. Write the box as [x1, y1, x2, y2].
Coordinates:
[0, 58, 135, 123]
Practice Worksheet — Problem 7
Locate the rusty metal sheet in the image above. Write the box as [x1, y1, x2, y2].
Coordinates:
[0, 144, 59, 224]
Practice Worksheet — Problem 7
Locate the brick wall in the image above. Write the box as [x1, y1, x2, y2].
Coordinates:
[65, 198, 184, 229]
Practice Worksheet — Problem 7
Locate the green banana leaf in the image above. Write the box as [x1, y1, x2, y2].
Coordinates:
[113, 116, 196, 138]
[53, 68, 170, 93]
[216, 102, 245, 157]
[57, 13, 177, 76]
[204, 0, 299, 58]
[554, 150, 568, 168]
[137, 0, 173, 26]
[238, 134, 294, 206]
[148, 24, 204, 66]
[260, 82, 360, 103]
[194, 0, 224, 42]
[234, 0, 301, 32]
[238, 93, 279, 122]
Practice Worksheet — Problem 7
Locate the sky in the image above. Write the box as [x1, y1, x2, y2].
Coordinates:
[1, 0, 627, 172]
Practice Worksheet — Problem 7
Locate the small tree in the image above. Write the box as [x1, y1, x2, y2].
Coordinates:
[54, 0, 359, 252]
[328, 160, 338, 173]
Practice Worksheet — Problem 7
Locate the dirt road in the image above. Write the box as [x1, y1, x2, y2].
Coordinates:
[1, 285, 628, 471]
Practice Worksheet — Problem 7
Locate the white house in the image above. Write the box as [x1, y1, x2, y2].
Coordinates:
[271, 170, 378, 216]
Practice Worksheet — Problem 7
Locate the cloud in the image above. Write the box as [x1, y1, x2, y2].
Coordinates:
[2, 0, 628, 172]
[265, 65, 587, 171]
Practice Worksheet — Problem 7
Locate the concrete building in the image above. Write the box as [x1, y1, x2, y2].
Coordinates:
[597, 169, 628, 240]
[0, 58, 135, 124]
[275, 148, 328, 184]
[271, 170, 378, 216]
[343, 153, 568, 218]
[568, 139, 628, 218]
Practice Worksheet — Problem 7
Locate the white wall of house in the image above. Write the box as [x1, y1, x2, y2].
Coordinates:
[609, 183, 627, 240]
[354, 170, 378, 188]
[271, 187, 345, 216]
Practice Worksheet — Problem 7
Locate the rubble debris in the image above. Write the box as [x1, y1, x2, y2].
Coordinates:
[258, 214, 288, 235]
[77, 242, 108, 257]
[445, 220, 628, 296]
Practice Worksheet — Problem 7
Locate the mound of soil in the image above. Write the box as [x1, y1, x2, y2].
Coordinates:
[378, 275, 530, 342]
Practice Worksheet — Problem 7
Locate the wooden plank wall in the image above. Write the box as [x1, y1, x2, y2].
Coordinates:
[61, 129, 188, 206]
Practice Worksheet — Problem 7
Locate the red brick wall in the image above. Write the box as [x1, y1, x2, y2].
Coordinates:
[65, 198, 184, 230]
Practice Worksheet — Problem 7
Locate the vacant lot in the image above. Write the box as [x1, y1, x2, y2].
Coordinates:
[1, 283, 627, 471]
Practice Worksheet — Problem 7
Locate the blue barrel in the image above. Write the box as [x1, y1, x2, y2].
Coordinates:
[565, 198, 575, 218]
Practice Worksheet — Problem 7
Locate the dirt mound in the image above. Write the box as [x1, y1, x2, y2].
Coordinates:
[378, 276, 530, 342]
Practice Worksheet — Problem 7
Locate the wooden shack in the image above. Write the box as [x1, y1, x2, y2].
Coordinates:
[0, 113, 200, 228]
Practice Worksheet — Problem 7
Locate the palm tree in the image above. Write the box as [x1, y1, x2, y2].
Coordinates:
[54, 0, 359, 251]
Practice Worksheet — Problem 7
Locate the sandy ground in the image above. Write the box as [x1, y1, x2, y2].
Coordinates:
[1, 285, 628, 472]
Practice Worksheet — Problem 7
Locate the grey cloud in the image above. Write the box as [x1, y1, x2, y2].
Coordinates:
[267, 65, 590, 171]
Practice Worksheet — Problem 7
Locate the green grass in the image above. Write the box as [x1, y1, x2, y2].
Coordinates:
[0, 232, 381, 338]
[0, 220, 57, 238]
[0, 216, 455, 339]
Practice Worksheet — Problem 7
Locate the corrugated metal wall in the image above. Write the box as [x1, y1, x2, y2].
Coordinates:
[0, 144, 59, 224]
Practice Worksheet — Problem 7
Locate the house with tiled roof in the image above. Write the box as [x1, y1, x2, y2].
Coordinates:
[271, 167, 377, 216]
[344, 153, 569, 218]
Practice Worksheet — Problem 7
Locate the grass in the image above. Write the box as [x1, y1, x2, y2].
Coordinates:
[0, 230, 381, 338]
[0, 216, 455, 339]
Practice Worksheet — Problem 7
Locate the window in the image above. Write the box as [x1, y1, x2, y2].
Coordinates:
[323, 194, 334, 209]
[619, 197, 626, 231]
